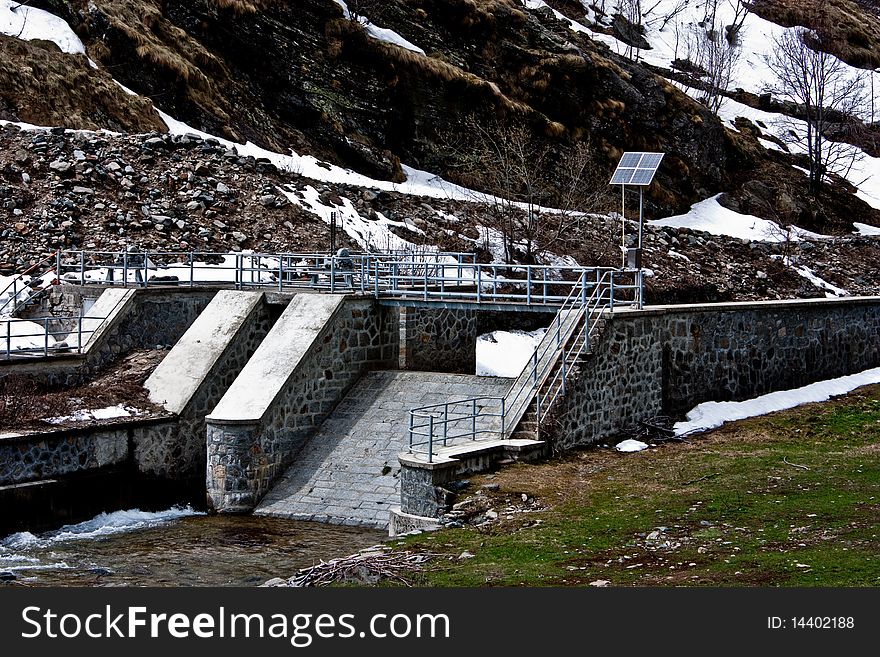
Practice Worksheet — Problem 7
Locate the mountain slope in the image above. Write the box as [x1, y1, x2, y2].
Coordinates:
[1, 0, 879, 303]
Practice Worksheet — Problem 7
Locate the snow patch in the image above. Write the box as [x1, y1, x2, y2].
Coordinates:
[476, 328, 547, 377]
[615, 439, 649, 453]
[45, 405, 142, 425]
[854, 222, 880, 237]
[0, 0, 85, 54]
[674, 366, 880, 436]
[792, 264, 848, 297]
[332, 0, 425, 54]
[650, 194, 828, 242]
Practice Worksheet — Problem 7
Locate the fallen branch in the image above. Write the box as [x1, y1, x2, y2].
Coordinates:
[783, 457, 810, 470]
[278, 550, 437, 588]
[683, 472, 720, 486]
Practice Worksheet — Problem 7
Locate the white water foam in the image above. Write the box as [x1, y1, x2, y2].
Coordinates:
[1, 505, 203, 550]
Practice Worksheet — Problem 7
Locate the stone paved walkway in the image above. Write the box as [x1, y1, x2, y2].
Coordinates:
[254, 370, 511, 528]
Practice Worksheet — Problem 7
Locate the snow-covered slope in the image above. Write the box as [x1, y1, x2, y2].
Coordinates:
[534, 1, 880, 230]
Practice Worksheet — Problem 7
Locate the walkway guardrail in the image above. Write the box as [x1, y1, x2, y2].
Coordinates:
[408, 397, 506, 462]
[12, 249, 638, 362]
[0, 252, 58, 318]
[52, 250, 640, 308]
[406, 268, 631, 460]
[1, 313, 108, 360]
[53, 250, 479, 294]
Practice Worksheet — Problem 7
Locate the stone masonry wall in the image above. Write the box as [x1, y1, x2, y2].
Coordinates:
[82, 288, 216, 376]
[161, 301, 275, 481]
[554, 298, 880, 449]
[398, 306, 476, 373]
[660, 300, 880, 416]
[0, 418, 178, 486]
[3, 288, 217, 387]
[206, 299, 399, 512]
[552, 314, 663, 450]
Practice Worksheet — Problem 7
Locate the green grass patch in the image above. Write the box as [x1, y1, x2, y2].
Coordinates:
[394, 385, 880, 587]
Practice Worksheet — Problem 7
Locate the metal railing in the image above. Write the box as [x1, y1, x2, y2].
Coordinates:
[408, 397, 506, 463]
[52, 249, 635, 308]
[1, 313, 108, 360]
[53, 250, 478, 293]
[529, 271, 618, 426]
[405, 268, 633, 460]
[0, 252, 58, 317]
[19, 249, 638, 365]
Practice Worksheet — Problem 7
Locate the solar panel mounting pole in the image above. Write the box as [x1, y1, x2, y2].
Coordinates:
[621, 183, 626, 268]
[638, 187, 644, 253]
[609, 151, 665, 311]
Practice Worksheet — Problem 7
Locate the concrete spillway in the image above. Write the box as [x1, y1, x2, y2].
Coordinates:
[254, 370, 511, 528]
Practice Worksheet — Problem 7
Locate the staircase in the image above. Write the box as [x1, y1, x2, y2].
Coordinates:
[405, 270, 620, 460]
[508, 314, 609, 442]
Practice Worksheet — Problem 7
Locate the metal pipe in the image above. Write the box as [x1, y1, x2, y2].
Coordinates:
[471, 398, 477, 441]
[527, 267, 532, 305]
[501, 397, 506, 438]
[428, 415, 434, 463]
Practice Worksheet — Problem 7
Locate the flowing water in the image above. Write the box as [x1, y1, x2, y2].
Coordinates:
[0, 507, 386, 586]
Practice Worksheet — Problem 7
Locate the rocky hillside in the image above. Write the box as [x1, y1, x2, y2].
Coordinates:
[3, 122, 879, 303]
[1, 0, 879, 303]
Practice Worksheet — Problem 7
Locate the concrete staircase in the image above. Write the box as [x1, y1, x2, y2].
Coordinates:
[254, 370, 511, 528]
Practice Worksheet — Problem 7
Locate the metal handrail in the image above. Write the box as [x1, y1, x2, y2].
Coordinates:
[1, 313, 109, 360]
[52, 249, 622, 307]
[532, 275, 616, 425]
[408, 396, 506, 463]
[0, 251, 58, 317]
[404, 268, 634, 460]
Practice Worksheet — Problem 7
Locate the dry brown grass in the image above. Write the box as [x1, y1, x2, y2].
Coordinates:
[753, 0, 880, 68]
[330, 14, 536, 117]
[88, 0, 228, 99]
[0, 34, 165, 132]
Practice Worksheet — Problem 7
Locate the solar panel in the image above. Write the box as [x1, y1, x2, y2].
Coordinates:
[630, 169, 657, 185]
[609, 152, 665, 186]
[610, 168, 636, 185]
[640, 153, 664, 168]
[619, 152, 642, 168]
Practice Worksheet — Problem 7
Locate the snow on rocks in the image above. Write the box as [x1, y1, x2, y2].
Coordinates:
[331, 0, 425, 55]
[649, 194, 828, 243]
[45, 405, 142, 425]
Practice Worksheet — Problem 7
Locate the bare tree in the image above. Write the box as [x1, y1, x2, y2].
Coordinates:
[765, 27, 867, 196]
[441, 117, 611, 263]
[617, 0, 645, 61]
[684, 1, 748, 114]
[345, 0, 387, 24]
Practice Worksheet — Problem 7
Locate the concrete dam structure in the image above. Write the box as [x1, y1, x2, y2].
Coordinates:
[2, 254, 879, 534]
